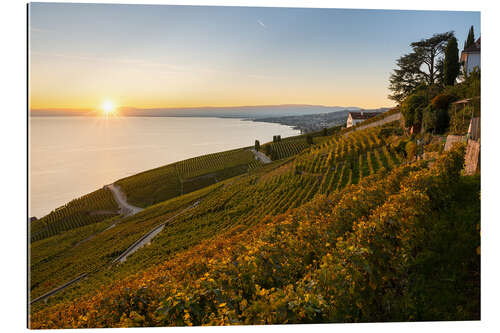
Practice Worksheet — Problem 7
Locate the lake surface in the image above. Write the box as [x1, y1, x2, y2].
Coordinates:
[29, 116, 300, 218]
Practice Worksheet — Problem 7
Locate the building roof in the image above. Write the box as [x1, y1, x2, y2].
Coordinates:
[463, 37, 481, 53]
[348, 111, 381, 120]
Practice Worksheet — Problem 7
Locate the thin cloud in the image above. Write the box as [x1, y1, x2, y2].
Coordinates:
[257, 20, 267, 29]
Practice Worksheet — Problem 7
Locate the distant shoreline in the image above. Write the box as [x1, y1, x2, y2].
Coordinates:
[30, 104, 387, 120]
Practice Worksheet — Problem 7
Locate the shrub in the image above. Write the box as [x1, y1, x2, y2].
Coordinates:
[422, 106, 438, 133]
[422, 106, 450, 135]
[401, 91, 428, 128]
[435, 109, 450, 133]
[431, 93, 456, 110]
[405, 141, 417, 161]
[380, 125, 403, 138]
[306, 134, 313, 145]
[264, 145, 272, 156]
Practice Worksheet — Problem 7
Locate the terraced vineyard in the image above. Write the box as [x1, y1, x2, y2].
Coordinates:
[176, 148, 255, 179]
[116, 148, 258, 207]
[29, 183, 221, 301]
[28, 111, 481, 329]
[265, 138, 310, 160]
[29, 125, 404, 310]
[30, 143, 480, 328]
[30, 188, 119, 242]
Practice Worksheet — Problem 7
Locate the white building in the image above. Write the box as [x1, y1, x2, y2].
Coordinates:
[461, 37, 480, 75]
[346, 111, 380, 128]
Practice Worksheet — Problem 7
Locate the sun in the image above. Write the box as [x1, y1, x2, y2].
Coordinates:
[101, 100, 116, 116]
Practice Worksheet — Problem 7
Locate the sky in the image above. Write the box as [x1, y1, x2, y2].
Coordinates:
[29, 3, 480, 111]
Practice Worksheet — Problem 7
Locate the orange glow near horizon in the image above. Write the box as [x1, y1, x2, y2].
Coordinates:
[28, 52, 394, 111]
[101, 100, 116, 116]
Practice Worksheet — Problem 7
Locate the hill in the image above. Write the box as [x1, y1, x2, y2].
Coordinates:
[29, 110, 479, 327]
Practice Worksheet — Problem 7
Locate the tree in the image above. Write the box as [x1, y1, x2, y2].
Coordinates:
[306, 134, 313, 145]
[388, 52, 425, 103]
[435, 57, 445, 86]
[254, 140, 260, 151]
[322, 128, 328, 136]
[401, 89, 429, 130]
[264, 144, 272, 156]
[389, 31, 454, 102]
[444, 37, 460, 86]
[410, 31, 454, 85]
[464, 26, 475, 49]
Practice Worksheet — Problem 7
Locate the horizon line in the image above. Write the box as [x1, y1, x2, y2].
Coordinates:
[30, 103, 394, 112]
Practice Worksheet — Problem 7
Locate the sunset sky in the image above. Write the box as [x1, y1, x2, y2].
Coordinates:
[29, 3, 480, 111]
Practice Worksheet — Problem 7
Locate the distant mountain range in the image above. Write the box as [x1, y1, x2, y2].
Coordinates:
[30, 105, 392, 119]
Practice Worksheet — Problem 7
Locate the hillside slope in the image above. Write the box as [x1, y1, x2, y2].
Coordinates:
[30, 143, 479, 328]
[30, 124, 402, 304]
[29, 114, 479, 327]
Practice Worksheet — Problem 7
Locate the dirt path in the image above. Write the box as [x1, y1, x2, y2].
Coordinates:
[31, 184, 144, 304]
[106, 184, 143, 217]
[250, 148, 272, 164]
[30, 273, 89, 305]
[112, 200, 200, 264]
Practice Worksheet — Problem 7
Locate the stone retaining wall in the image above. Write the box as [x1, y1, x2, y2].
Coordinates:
[464, 139, 480, 175]
[444, 135, 465, 151]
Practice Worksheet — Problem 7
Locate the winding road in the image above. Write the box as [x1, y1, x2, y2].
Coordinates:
[250, 148, 272, 164]
[111, 200, 200, 264]
[30, 184, 198, 305]
[106, 184, 143, 217]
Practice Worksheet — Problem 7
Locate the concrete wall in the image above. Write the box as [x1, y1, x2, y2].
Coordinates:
[352, 112, 402, 132]
[468, 117, 481, 141]
[466, 53, 480, 75]
[444, 135, 465, 151]
[464, 139, 480, 175]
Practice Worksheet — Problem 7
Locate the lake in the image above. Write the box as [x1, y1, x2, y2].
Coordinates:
[29, 116, 300, 218]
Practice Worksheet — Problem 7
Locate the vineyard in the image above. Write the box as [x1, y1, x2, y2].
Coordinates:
[29, 182, 224, 301]
[30, 125, 404, 310]
[28, 108, 481, 328]
[176, 149, 255, 179]
[30, 143, 480, 328]
[30, 188, 119, 242]
[115, 148, 258, 207]
[265, 139, 310, 160]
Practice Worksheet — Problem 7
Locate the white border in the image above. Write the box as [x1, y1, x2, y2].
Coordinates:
[2, 0, 499, 332]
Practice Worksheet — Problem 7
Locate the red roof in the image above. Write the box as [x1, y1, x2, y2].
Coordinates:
[349, 111, 380, 120]
[463, 37, 481, 53]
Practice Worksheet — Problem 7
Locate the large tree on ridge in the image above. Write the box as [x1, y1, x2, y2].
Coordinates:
[388, 31, 454, 103]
